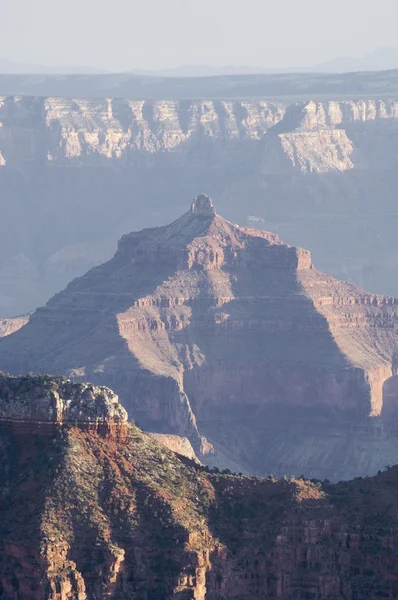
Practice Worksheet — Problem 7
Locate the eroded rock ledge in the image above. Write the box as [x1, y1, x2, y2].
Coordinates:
[0, 374, 128, 439]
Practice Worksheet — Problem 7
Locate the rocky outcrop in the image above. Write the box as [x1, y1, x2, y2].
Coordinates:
[2, 401, 398, 599]
[0, 374, 128, 439]
[2, 196, 398, 480]
[0, 315, 28, 337]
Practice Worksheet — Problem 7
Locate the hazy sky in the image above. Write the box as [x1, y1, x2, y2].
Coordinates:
[0, 0, 397, 70]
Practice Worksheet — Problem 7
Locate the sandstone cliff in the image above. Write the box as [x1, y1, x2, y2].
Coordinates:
[0, 373, 127, 425]
[0, 374, 128, 442]
[2, 195, 398, 480]
[2, 95, 398, 315]
[2, 96, 397, 171]
[2, 376, 398, 599]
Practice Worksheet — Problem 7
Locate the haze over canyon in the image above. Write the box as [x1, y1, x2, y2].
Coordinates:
[5, 0, 398, 594]
[2, 63, 398, 598]
[2, 80, 398, 318]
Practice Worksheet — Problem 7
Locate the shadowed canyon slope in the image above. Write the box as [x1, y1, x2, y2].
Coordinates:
[3, 375, 398, 599]
[2, 196, 398, 480]
[3, 94, 398, 314]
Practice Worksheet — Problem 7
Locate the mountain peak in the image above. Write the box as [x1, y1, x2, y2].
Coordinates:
[2, 194, 398, 480]
[190, 193, 216, 217]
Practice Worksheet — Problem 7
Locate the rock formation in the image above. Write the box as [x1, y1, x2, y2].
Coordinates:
[2, 376, 398, 599]
[148, 433, 199, 461]
[3, 95, 398, 314]
[0, 374, 128, 439]
[2, 96, 397, 171]
[2, 195, 398, 480]
[0, 315, 28, 337]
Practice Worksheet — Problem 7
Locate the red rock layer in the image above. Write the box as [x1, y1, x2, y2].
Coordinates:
[1, 423, 398, 599]
[0, 419, 129, 442]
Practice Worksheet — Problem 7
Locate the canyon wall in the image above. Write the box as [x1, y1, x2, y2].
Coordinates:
[2, 96, 398, 314]
[2, 96, 397, 168]
[2, 198, 398, 480]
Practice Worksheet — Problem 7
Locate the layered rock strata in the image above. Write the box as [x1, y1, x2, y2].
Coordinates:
[0, 374, 128, 439]
[2, 96, 398, 172]
[2, 195, 398, 479]
[2, 390, 398, 600]
[3, 96, 398, 314]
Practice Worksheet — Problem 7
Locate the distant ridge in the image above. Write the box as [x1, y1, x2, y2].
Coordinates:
[2, 68, 398, 99]
[3, 46, 398, 77]
[316, 46, 398, 73]
[129, 48, 398, 77]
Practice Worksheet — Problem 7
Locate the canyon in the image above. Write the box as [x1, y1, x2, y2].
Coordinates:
[2, 93, 398, 315]
[4, 60, 398, 600]
[2, 195, 398, 481]
[2, 374, 398, 599]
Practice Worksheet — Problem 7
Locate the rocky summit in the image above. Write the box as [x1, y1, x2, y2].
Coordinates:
[2, 376, 398, 599]
[2, 195, 398, 480]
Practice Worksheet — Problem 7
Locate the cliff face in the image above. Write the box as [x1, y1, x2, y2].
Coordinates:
[0, 373, 127, 424]
[2, 96, 397, 170]
[2, 196, 398, 480]
[2, 377, 398, 600]
[0, 374, 128, 441]
[2, 96, 398, 315]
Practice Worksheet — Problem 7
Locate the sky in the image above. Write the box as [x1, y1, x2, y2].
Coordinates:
[0, 0, 397, 71]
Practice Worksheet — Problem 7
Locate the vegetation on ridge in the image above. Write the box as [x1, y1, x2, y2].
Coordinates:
[1, 416, 398, 598]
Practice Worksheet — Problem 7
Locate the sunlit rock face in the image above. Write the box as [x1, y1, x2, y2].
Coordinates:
[0, 316, 28, 337]
[1, 196, 398, 481]
[2, 96, 398, 315]
[0, 374, 128, 441]
[2, 96, 397, 172]
[0, 374, 127, 423]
